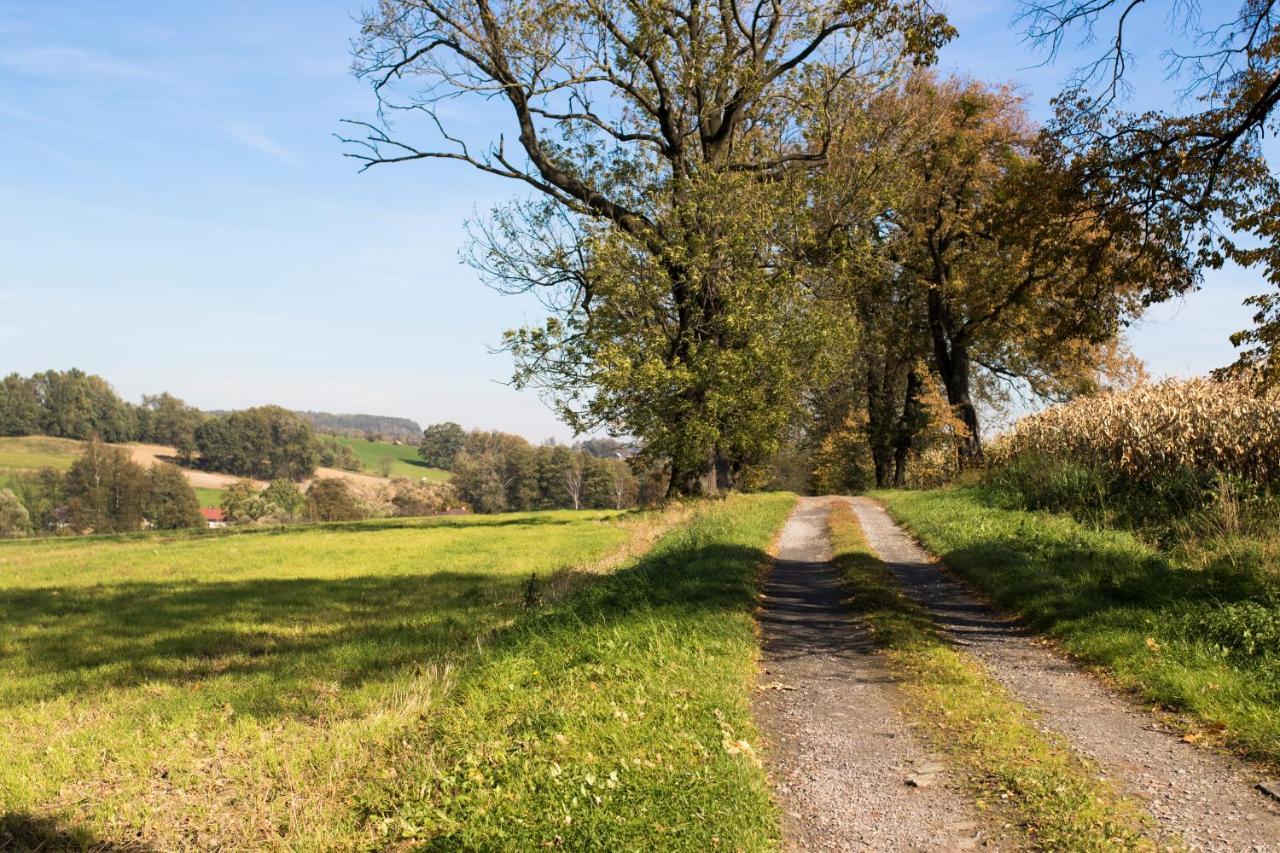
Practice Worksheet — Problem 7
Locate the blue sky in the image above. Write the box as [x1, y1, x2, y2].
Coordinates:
[0, 2, 1268, 440]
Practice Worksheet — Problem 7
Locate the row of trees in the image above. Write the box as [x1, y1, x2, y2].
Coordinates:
[217, 475, 462, 525]
[0, 370, 178, 445]
[420, 425, 649, 512]
[193, 406, 324, 481]
[0, 372, 384, 481]
[294, 410, 422, 441]
[2, 440, 204, 536]
[347, 0, 1278, 496]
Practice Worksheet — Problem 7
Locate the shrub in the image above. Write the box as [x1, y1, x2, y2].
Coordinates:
[318, 438, 362, 472]
[0, 489, 30, 538]
[262, 479, 304, 518]
[1179, 600, 1280, 661]
[390, 479, 461, 517]
[305, 478, 364, 522]
[145, 463, 204, 529]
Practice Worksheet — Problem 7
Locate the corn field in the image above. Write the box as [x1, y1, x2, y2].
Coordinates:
[991, 377, 1280, 485]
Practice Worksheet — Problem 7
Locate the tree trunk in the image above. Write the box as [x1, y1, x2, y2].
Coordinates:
[714, 448, 737, 493]
[892, 369, 923, 487]
[667, 449, 718, 498]
[864, 363, 894, 489]
[926, 289, 983, 465]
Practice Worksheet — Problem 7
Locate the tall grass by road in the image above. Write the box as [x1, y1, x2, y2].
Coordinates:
[358, 492, 794, 850]
[877, 488, 1280, 767]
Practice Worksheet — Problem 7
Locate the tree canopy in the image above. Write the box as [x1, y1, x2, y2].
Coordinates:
[347, 0, 953, 494]
[1019, 0, 1280, 382]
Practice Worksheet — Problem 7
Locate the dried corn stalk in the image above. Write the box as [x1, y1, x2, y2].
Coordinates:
[991, 377, 1280, 484]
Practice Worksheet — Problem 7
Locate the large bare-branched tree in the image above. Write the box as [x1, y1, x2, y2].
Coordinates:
[1019, 0, 1280, 382]
[345, 0, 952, 494]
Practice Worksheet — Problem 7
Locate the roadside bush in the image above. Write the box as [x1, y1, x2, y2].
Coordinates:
[305, 478, 364, 522]
[1178, 599, 1280, 661]
[0, 489, 30, 538]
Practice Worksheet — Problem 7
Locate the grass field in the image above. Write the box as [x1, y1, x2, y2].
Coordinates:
[0, 435, 82, 472]
[0, 494, 793, 850]
[193, 487, 225, 509]
[332, 436, 450, 481]
[876, 488, 1280, 768]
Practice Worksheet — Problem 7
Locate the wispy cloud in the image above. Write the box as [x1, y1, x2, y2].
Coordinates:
[225, 122, 299, 165]
[0, 46, 150, 78]
[0, 291, 86, 313]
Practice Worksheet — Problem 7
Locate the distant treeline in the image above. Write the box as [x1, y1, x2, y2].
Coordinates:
[295, 410, 422, 440]
[3, 440, 205, 535]
[0, 370, 652, 513]
[0, 438, 458, 538]
[419, 422, 653, 512]
[0, 370, 391, 481]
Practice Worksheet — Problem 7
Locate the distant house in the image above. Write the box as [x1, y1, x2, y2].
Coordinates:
[51, 506, 73, 533]
[200, 507, 226, 529]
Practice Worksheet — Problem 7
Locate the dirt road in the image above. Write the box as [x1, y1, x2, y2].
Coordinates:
[754, 497, 991, 851]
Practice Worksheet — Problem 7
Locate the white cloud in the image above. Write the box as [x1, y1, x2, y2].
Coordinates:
[0, 291, 85, 313]
[224, 122, 299, 165]
[0, 46, 149, 78]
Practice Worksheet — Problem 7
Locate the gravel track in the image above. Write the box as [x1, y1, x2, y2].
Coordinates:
[754, 497, 993, 851]
[848, 496, 1280, 853]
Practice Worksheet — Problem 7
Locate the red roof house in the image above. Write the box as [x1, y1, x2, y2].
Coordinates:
[200, 507, 226, 528]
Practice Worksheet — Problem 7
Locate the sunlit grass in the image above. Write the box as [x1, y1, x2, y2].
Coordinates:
[193, 486, 224, 508]
[0, 435, 82, 472]
[357, 492, 794, 850]
[0, 496, 794, 850]
[876, 488, 1280, 767]
[332, 435, 450, 481]
[0, 509, 632, 847]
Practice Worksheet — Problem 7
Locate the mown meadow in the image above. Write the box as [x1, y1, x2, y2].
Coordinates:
[0, 435, 83, 473]
[0, 493, 794, 850]
[332, 435, 451, 481]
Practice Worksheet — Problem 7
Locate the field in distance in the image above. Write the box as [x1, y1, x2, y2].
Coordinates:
[0, 435, 450, 507]
[0, 435, 81, 474]
[332, 435, 450, 481]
